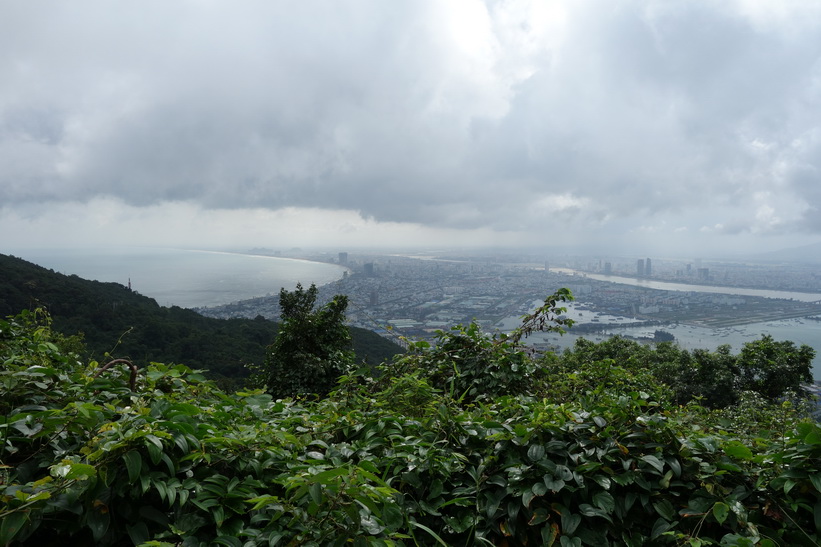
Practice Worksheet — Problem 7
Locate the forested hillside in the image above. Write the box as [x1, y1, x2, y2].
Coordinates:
[0, 254, 402, 383]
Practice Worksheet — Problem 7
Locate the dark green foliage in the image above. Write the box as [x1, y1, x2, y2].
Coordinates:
[261, 283, 355, 399]
[381, 322, 538, 404]
[0, 253, 402, 386]
[378, 288, 575, 404]
[3, 291, 821, 546]
[736, 335, 814, 401]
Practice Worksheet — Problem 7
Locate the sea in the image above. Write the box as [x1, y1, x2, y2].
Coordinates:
[9, 247, 347, 309]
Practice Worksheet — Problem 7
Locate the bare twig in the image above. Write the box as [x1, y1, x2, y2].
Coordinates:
[93, 358, 138, 391]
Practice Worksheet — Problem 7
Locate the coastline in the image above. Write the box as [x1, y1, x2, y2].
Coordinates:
[7, 247, 349, 309]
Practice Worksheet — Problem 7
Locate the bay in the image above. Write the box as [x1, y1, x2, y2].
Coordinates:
[10, 247, 347, 309]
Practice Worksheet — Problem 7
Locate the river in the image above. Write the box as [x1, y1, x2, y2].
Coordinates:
[499, 275, 821, 380]
[552, 268, 821, 303]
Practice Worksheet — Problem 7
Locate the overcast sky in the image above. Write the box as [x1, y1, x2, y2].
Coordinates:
[2, 0, 821, 257]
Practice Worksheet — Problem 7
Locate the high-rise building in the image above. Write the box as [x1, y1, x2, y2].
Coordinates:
[364, 262, 375, 277]
[645, 258, 652, 277]
[604, 262, 612, 275]
[637, 259, 645, 277]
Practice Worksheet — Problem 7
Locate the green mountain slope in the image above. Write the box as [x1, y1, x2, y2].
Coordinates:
[0, 253, 402, 382]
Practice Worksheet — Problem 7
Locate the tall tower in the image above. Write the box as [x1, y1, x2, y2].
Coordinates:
[645, 258, 652, 277]
[637, 259, 645, 277]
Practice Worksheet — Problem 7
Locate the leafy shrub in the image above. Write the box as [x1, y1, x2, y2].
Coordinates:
[378, 289, 575, 405]
[2, 306, 821, 546]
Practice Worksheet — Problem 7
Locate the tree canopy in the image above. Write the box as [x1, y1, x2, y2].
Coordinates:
[557, 334, 814, 409]
[260, 283, 354, 399]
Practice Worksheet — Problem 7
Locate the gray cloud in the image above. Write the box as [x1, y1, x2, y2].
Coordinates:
[2, 0, 821, 254]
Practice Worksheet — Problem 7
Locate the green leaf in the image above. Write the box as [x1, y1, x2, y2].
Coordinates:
[650, 517, 673, 539]
[783, 479, 797, 495]
[560, 536, 582, 547]
[530, 507, 550, 526]
[660, 469, 674, 489]
[804, 427, 821, 445]
[146, 438, 163, 465]
[429, 478, 443, 498]
[212, 505, 226, 527]
[213, 536, 242, 547]
[561, 512, 581, 535]
[527, 444, 546, 462]
[665, 457, 682, 478]
[579, 504, 612, 523]
[555, 465, 573, 481]
[64, 462, 96, 481]
[127, 522, 150, 546]
[719, 533, 755, 546]
[438, 497, 472, 509]
[591, 475, 611, 490]
[155, 480, 171, 504]
[532, 482, 548, 496]
[309, 483, 322, 505]
[640, 454, 664, 474]
[382, 503, 404, 530]
[484, 489, 506, 518]
[653, 500, 677, 522]
[592, 490, 615, 513]
[712, 502, 729, 525]
[87, 505, 110, 541]
[544, 476, 565, 493]
[723, 441, 753, 461]
[810, 473, 821, 494]
[0, 511, 28, 546]
[312, 467, 348, 485]
[409, 521, 450, 546]
[541, 522, 559, 546]
[123, 450, 142, 484]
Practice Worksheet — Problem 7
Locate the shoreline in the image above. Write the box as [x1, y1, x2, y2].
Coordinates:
[556, 268, 821, 303]
[7, 247, 349, 310]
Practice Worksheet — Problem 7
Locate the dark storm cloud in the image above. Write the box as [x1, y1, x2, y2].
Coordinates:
[1, 0, 821, 250]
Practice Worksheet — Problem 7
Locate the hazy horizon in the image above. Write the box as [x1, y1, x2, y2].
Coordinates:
[3, 2, 821, 257]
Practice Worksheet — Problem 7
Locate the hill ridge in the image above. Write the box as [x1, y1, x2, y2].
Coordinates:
[0, 253, 402, 384]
